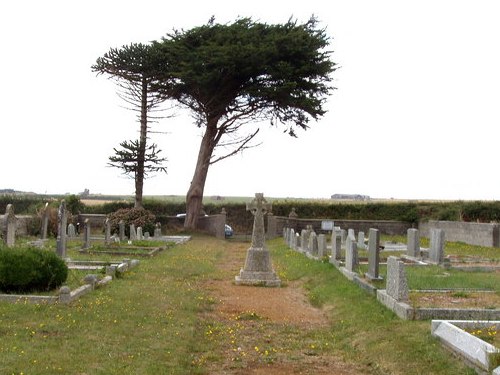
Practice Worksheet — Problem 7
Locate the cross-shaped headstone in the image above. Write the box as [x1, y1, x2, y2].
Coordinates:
[247, 193, 272, 249]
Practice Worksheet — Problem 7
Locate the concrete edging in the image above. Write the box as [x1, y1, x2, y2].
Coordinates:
[431, 320, 500, 373]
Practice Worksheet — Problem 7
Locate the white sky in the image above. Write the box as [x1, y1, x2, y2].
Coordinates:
[1, 0, 499, 200]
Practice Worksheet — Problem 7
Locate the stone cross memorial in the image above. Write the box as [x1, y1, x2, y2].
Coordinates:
[235, 193, 281, 287]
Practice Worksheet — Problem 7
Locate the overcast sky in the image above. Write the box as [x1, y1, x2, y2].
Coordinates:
[2, 0, 499, 200]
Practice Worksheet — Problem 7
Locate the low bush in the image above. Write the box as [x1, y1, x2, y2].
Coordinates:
[0, 247, 68, 293]
[107, 207, 156, 236]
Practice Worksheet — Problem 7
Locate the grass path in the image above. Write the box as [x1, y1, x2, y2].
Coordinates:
[0, 236, 475, 374]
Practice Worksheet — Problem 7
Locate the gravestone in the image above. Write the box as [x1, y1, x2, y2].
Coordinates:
[308, 232, 318, 256]
[429, 228, 445, 264]
[345, 234, 358, 272]
[154, 222, 162, 238]
[317, 234, 326, 258]
[4, 204, 16, 247]
[330, 230, 342, 263]
[365, 228, 383, 280]
[129, 224, 137, 240]
[357, 231, 365, 249]
[41, 202, 49, 240]
[289, 228, 295, 248]
[56, 200, 68, 257]
[119, 220, 125, 241]
[407, 228, 420, 258]
[137, 227, 143, 240]
[235, 193, 281, 287]
[67, 223, 76, 238]
[104, 218, 111, 245]
[340, 229, 347, 244]
[386, 256, 409, 302]
[300, 229, 308, 252]
[83, 219, 91, 249]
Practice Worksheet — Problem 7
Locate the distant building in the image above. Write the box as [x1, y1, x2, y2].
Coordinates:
[331, 194, 370, 201]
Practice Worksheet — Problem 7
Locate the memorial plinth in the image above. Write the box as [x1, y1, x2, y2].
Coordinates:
[235, 193, 281, 287]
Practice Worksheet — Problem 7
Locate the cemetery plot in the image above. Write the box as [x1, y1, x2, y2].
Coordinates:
[77, 240, 173, 257]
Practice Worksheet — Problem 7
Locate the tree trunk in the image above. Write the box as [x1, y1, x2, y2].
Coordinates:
[134, 79, 148, 209]
[184, 120, 219, 229]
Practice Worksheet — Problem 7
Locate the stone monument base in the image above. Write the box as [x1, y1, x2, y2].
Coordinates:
[235, 247, 281, 287]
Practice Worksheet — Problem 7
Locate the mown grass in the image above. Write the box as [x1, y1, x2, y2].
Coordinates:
[0, 235, 480, 374]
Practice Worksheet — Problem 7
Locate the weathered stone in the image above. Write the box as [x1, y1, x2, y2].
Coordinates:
[41, 202, 49, 240]
[83, 219, 91, 249]
[67, 223, 76, 238]
[235, 193, 281, 287]
[317, 234, 326, 258]
[154, 222, 162, 238]
[345, 235, 358, 272]
[386, 256, 408, 301]
[407, 228, 420, 258]
[308, 232, 318, 255]
[137, 226, 143, 240]
[357, 231, 365, 249]
[56, 200, 68, 257]
[366, 228, 382, 280]
[429, 228, 445, 263]
[119, 220, 125, 241]
[129, 224, 137, 240]
[104, 218, 111, 245]
[3, 204, 16, 247]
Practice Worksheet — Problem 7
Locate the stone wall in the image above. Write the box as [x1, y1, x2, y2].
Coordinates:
[269, 216, 413, 236]
[419, 220, 500, 248]
[197, 214, 226, 239]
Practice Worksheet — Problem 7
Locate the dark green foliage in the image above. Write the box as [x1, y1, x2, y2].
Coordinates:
[461, 201, 500, 222]
[108, 140, 167, 180]
[0, 195, 46, 214]
[107, 207, 156, 236]
[0, 247, 68, 293]
[66, 194, 85, 215]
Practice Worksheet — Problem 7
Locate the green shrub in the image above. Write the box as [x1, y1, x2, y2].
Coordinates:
[108, 207, 156, 236]
[0, 247, 68, 293]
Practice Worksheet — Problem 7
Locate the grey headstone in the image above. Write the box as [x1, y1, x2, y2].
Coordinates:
[4, 204, 16, 247]
[137, 226, 143, 240]
[429, 228, 445, 263]
[366, 228, 382, 280]
[340, 229, 347, 244]
[407, 228, 420, 258]
[41, 202, 49, 240]
[308, 232, 318, 255]
[300, 229, 308, 252]
[357, 231, 365, 249]
[386, 256, 409, 301]
[331, 230, 342, 261]
[289, 228, 295, 248]
[83, 219, 91, 249]
[129, 224, 137, 240]
[154, 222, 162, 238]
[317, 234, 326, 258]
[119, 220, 125, 241]
[104, 218, 111, 245]
[67, 223, 76, 238]
[144, 232, 150, 239]
[56, 200, 68, 257]
[345, 236, 358, 272]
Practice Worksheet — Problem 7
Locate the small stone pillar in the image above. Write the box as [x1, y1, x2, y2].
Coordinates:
[119, 220, 126, 241]
[407, 228, 420, 258]
[129, 224, 137, 240]
[104, 218, 111, 245]
[345, 234, 358, 272]
[4, 204, 16, 247]
[137, 227, 143, 240]
[83, 219, 91, 249]
[317, 234, 326, 258]
[41, 202, 49, 240]
[429, 228, 445, 264]
[365, 228, 383, 280]
[56, 200, 68, 257]
[154, 222, 162, 238]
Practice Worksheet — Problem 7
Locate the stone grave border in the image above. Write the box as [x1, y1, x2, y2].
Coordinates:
[0, 259, 139, 305]
[431, 320, 500, 374]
